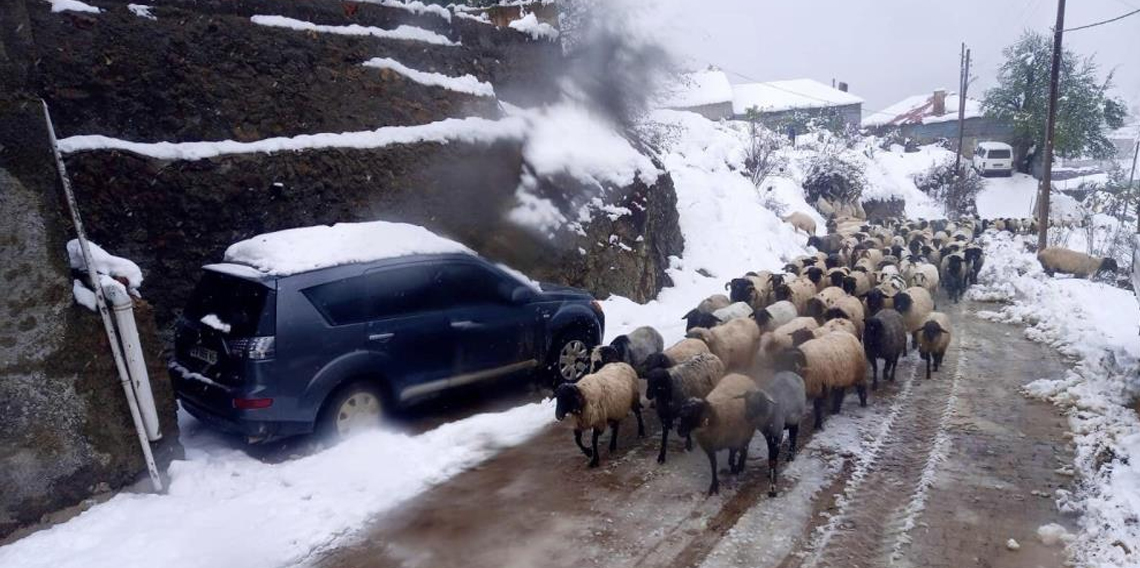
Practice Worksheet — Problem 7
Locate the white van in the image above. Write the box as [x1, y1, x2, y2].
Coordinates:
[972, 141, 1014, 177]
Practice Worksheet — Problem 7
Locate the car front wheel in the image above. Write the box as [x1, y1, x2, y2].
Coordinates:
[548, 331, 592, 386]
[317, 381, 385, 441]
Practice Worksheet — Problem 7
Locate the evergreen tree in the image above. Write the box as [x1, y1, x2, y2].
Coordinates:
[983, 31, 1127, 172]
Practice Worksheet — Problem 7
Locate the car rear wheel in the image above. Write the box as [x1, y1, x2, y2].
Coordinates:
[548, 330, 592, 386]
[317, 381, 386, 441]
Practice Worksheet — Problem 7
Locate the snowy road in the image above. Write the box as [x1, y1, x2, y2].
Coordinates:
[316, 298, 1076, 568]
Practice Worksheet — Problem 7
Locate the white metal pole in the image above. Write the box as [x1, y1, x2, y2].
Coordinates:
[42, 101, 163, 492]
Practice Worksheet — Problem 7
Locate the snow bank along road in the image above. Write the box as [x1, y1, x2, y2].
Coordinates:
[318, 299, 1075, 568]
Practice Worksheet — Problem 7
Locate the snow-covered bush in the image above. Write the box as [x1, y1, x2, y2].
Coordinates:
[912, 159, 983, 219]
[742, 109, 789, 189]
[800, 145, 866, 206]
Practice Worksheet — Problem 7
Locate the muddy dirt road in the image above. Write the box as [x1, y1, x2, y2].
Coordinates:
[317, 299, 1077, 568]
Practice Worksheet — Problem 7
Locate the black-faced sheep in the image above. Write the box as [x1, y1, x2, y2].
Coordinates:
[807, 233, 844, 255]
[917, 312, 952, 379]
[774, 277, 817, 314]
[643, 338, 712, 373]
[964, 245, 985, 285]
[907, 263, 940, 295]
[645, 353, 726, 463]
[893, 286, 935, 350]
[823, 295, 865, 338]
[554, 362, 644, 468]
[806, 286, 849, 320]
[686, 317, 762, 372]
[589, 326, 664, 374]
[682, 294, 733, 330]
[778, 331, 868, 430]
[863, 308, 907, 389]
[1037, 247, 1118, 279]
[940, 252, 967, 303]
[675, 373, 759, 495]
[743, 371, 806, 497]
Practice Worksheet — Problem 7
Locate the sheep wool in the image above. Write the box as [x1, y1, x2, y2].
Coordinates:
[796, 331, 867, 399]
[697, 294, 732, 314]
[666, 353, 727, 404]
[825, 294, 865, 337]
[776, 277, 817, 314]
[814, 317, 858, 338]
[693, 373, 759, 454]
[1037, 247, 1113, 278]
[918, 312, 953, 379]
[663, 338, 712, 366]
[756, 300, 798, 331]
[806, 286, 848, 320]
[713, 301, 755, 323]
[784, 211, 817, 236]
[569, 363, 641, 433]
[896, 286, 935, 334]
[687, 317, 761, 372]
[759, 316, 820, 360]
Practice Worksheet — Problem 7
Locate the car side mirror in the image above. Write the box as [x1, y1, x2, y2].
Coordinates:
[511, 286, 536, 304]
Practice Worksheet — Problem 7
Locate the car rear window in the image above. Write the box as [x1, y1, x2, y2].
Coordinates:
[988, 149, 1011, 159]
[185, 271, 274, 336]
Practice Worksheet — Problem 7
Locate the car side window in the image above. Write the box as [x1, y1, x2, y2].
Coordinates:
[976, 147, 985, 158]
[434, 263, 511, 309]
[304, 264, 443, 325]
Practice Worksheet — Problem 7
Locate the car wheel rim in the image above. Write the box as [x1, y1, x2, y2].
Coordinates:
[335, 392, 381, 436]
[558, 339, 588, 381]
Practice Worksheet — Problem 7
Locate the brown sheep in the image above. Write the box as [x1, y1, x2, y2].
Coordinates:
[784, 211, 818, 236]
[1037, 247, 1119, 279]
[686, 317, 762, 372]
[554, 363, 644, 467]
[917, 312, 953, 379]
[774, 277, 817, 314]
[675, 373, 759, 495]
[779, 332, 868, 430]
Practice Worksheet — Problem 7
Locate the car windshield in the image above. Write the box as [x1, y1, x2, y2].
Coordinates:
[988, 149, 1011, 159]
[184, 271, 272, 336]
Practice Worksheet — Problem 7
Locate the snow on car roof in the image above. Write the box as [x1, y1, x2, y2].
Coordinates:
[223, 221, 474, 276]
[731, 79, 863, 115]
[978, 141, 1012, 150]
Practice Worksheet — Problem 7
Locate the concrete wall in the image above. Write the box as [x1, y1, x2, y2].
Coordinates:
[894, 117, 1015, 157]
[670, 101, 733, 121]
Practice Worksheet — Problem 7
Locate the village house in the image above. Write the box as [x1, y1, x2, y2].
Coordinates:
[863, 89, 1013, 156]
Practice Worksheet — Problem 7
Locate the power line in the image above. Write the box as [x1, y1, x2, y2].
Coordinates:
[1063, 7, 1140, 31]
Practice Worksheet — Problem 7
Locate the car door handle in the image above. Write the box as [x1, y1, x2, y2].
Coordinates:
[450, 320, 483, 330]
[368, 332, 394, 342]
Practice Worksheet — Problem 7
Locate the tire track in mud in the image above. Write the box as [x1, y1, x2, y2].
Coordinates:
[787, 318, 966, 568]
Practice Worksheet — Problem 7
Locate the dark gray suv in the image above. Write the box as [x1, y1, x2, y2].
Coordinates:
[171, 253, 604, 442]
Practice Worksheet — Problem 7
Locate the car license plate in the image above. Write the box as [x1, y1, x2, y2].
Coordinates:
[190, 346, 218, 365]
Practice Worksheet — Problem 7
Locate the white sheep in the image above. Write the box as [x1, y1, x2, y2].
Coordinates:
[784, 211, 818, 236]
[894, 286, 935, 350]
[589, 326, 665, 375]
[712, 301, 755, 323]
[1037, 247, 1119, 279]
[907, 262, 940, 295]
[753, 300, 798, 332]
[675, 373, 759, 495]
[554, 362, 644, 468]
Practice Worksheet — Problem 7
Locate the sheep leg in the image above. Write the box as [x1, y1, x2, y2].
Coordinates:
[925, 354, 932, 380]
[737, 447, 749, 475]
[813, 396, 826, 430]
[609, 421, 620, 452]
[831, 387, 846, 414]
[889, 354, 899, 382]
[727, 449, 738, 474]
[870, 358, 879, 390]
[589, 429, 602, 468]
[657, 421, 670, 464]
[633, 404, 645, 438]
[786, 424, 799, 460]
[706, 449, 719, 496]
[935, 353, 944, 371]
[766, 435, 781, 497]
[574, 429, 593, 458]
[856, 383, 868, 407]
[686, 434, 694, 451]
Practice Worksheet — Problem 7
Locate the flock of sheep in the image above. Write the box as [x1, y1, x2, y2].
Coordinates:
[551, 211, 1119, 498]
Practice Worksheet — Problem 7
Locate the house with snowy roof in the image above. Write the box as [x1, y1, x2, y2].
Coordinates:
[731, 79, 863, 130]
[659, 70, 735, 120]
[863, 89, 1013, 156]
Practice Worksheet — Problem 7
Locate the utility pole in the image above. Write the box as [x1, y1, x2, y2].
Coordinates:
[954, 43, 972, 173]
[1037, 0, 1066, 251]
[1131, 136, 1139, 232]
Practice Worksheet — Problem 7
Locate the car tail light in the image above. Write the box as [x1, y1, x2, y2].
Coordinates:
[591, 300, 604, 314]
[233, 397, 274, 410]
[227, 336, 276, 360]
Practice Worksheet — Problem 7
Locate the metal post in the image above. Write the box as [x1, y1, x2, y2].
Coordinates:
[1037, 0, 1066, 251]
[41, 101, 164, 492]
[954, 43, 970, 173]
[1130, 136, 1139, 232]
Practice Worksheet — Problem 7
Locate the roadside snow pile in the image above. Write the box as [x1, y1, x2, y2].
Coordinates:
[224, 221, 473, 275]
[126, 3, 156, 19]
[364, 0, 451, 22]
[57, 115, 528, 160]
[66, 239, 143, 292]
[600, 109, 808, 345]
[363, 57, 494, 97]
[43, 0, 100, 13]
[968, 232, 1140, 568]
[0, 401, 554, 568]
[250, 15, 458, 46]
[975, 173, 1084, 223]
[508, 12, 559, 40]
[860, 144, 948, 218]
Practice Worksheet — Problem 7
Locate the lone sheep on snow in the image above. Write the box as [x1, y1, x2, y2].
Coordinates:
[590, 326, 664, 374]
[554, 362, 645, 468]
[784, 211, 817, 236]
[917, 312, 952, 379]
[742, 371, 806, 497]
[676, 373, 759, 495]
[645, 353, 726, 463]
[1037, 247, 1118, 279]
